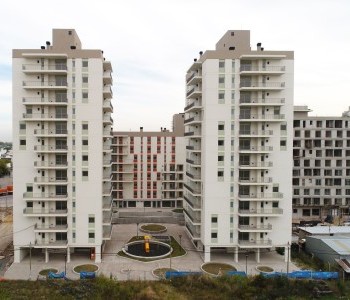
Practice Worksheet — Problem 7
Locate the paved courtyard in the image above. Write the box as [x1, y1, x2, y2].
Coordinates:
[5, 223, 298, 280]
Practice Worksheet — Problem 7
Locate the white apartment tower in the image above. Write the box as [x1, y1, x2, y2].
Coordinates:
[184, 30, 294, 262]
[12, 29, 113, 263]
[112, 114, 185, 208]
[293, 106, 350, 224]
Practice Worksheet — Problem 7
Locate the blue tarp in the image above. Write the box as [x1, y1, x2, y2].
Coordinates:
[261, 270, 338, 280]
[80, 272, 96, 279]
[165, 271, 202, 279]
[48, 271, 66, 279]
[226, 271, 247, 277]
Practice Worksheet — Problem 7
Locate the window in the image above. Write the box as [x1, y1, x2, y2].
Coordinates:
[82, 139, 88, 146]
[218, 123, 224, 131]
[211, 232, 218, 239]
[219, 60, 225, 72]
[82, 170, 88, 177]
[218, 156, 224, 161]
[218, 170, 224, 177]
[211, 216, 218, 223]
[82, 92, 88, 99]
[82, 60, 88, 68]
[19, 123, 26, 130]
[20, 139, 26, 146]
[89, 232, 95, 239]
[218, 90, 225, 104]
[219, 75, 225, 88]
[82, 76, 88, 83]
[82, 155, 88, 161]
[82, 123, 88, 130]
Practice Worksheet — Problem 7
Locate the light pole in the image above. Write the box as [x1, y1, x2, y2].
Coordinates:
[287, 242, 290, 275]
[29, 242, 32, 279]
[64, 253, 67, 275]
[245, 254, 248, 275]
[136, 222, 139, 238]
[179, 234, 182, 247]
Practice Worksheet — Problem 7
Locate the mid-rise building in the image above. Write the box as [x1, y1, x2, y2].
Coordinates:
[112, 114, 185, 208]
[184, 30, 294, 262]
[12, 29, 113, 263]
[293, 106, 350, 224]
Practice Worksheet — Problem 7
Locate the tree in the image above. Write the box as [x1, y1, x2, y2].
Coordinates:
[0, 159, 10, 177]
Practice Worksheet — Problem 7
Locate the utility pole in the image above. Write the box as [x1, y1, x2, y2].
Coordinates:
[287, 242, 290, 275]
[245, 254, 248, 275]
[64, 253, 67, 275]
[29, 242, 32, 279]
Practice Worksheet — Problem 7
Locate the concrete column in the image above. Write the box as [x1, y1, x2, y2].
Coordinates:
[255, 248, 260, 263]
[284, 244, 291, 262]
[204, 246, 211, 262]
[14, 247, 22, 263]
[45, 248, 49, 263]
[234, 247, 239, 263]
[95, 246, 101, 263]
[67, 247, 71, 263]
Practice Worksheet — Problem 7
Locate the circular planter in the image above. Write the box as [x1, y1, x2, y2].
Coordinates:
[122, 240, 172, 260]
[256, 265, 274, 273]
[140, 224, 167, 234]
[201, 262, 237, 276]
[73, 264, 99, 275]
[152, 267, 178, 279]
[38, 268, 58, 278]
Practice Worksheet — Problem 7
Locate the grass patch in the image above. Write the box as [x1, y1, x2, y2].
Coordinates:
[73, 264, 98, 273]
[118, 236, 186, 262]
[39, 268, 58, 276]
[256, 266, 274, 273]
[172, 208, 183, 213]
[140, 224, 166, 232]
[202, 263, 236, 276]
[153, 268, 177, 279]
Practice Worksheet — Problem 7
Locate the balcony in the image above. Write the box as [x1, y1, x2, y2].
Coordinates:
[103, 144, 112, 152]
[103, 115, 113, 125]
[23, 113, 68, 121]
[184, 101, 202, 112]
[185, 223, 201, 240]
[184, 130, 201, 137]
[103, 60, 112, 71]
[103, 172, 112, 181]
[239, 146, 273, 153]
[22, 97, 68, 105]
[34, 129, 68, 137]
[239, 82, 285, 90]
[103, 99, 113, 113]
[22, 63, 67, 74]
[238, 239, 272, 248]
[184, 207, 201, 224]
[240, 65, 285, 74]
[23, 208, 68, 216]
[34, 161, 68, 169]
[239, 97, 285, 106]
[22, 80, 67, 90]
[34, 177, 68, 185]
[23, 192, 68, 201]
[186, 72, 202, 85]
[103, 86, 113, 98]
[238, 177, 272, 185]
[184, 115, 202, 125]
[103, 159, 112, 167]
[34, 224, 68, 232]
[239, 114, 285, 121]
[103, 211, 112, 224]
[238, 224, 272, 232]
[239, 161, 273, 169]
[103, 197, 113, 210]
[103, 225, 113, 240]
[239, 130, 273, 137]
[186, 171, 201, 181]
[238, 192, 283, 201]
[184, 183, 201, 195]
[34, 145, 68, 153]
[186, 87, 202, 99]
[103, 71, 113, 85]
[103, 187, 112, 196]
[33, 240, 68, 248]
[186, 158, 201, 166]
[238, 208, 283, 216]
[184, 194, 201, 210]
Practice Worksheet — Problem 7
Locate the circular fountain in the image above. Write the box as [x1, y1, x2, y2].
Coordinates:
[122, 239, 172, 260]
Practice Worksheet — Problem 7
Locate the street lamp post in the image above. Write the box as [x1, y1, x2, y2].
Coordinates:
[179, 234, 182, 247]
[287, 242, 290, 275]
[64, 253, 67, 275]
[29, 242, 32, 279]
[245, 254, 248, 275]
[136, 222, 139, 238]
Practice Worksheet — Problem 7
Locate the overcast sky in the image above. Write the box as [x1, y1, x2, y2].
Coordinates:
[1, 0, 350, 141]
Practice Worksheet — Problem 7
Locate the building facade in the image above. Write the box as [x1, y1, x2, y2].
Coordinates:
[112, 114, 185, 208]
[293, 106, 350, 224]
[184, 30, 294, 262]
[12, 29, 113, 263]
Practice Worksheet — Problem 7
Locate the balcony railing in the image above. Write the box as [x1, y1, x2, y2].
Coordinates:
[240, 65, 285, 72]
[239, 97, 285, 104]
[23, 208, 68, 215]
[185, 223, 200, 238]
[34, 177, 68, 183]
[239, 114, 285, 120]
[238, 192, 283, 199]
[34, 161, 68, 168]
[238, 208, 283, 215]
[184, 207, 201, 223]
[34, 145, 68, 152]
[23, 113, 68, 120]
[239, 161, 273, 168]
[22, 80, 67, 87]
[239, 130, 273, 136]
[184, 195, 201, 209]
[238, 239, 272, 246]
[239, 146, 273, 152]
[238, 177, 272, 184]
[34, 129, 68, 135]
[186, 158, 201, 165]
[184, 183, 201, 195]
[239, 82, 285, 88]
[34, 224, 68, 231]
[238, 224, 272, 231]
[23, 192, 68, 199]
[22, 64, 67, 71]
[22, 97, 68, 104]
